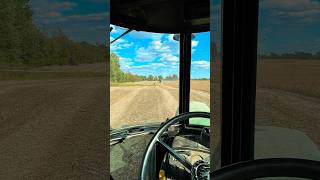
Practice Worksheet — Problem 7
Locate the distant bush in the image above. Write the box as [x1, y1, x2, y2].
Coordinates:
[110, 52, 179, 82]
[110, 52, 145, 82]
[259, 51, 320, 59]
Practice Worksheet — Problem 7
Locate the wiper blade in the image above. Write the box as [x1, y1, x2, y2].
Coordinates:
[110, 28, 132, 44]
[110, 136, 126, 146]
[110, 125, 158, 145]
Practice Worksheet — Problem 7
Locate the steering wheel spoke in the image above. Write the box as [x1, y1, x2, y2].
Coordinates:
[157, 140, 193, 171]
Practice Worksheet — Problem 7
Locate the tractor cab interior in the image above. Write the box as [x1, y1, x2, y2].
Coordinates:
[109, 0, 320, 179]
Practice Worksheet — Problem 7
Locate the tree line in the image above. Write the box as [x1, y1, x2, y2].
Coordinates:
[0, 0, 106, 67]
[259, 51, 320, 59]
[110, 52, 178, 82]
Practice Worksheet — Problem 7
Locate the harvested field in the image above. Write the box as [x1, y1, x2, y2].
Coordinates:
[110, 81, 210, 129]
[0, 78, 108, 179]
[257, 59, 320, 98]
[163, 80, 210, 93]
[256, 59, 320, 148]
[0, 64, 108, 179]
[0, 63, 107, 81]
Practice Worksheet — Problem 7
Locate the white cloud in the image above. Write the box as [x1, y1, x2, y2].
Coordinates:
[170, 62, 177, 66]
[119, 56, 133, 71]
[150, 63, 166, 68]
[192, 60, 210, 69]
[110, 36, 134, 51]
[150, 41, 171, 53]
[31, 0, 107, 44]
[260, 0, 320, 23]
[130, 62, 166, 70]
[131, 64, 150, 69]
[136, 47, 158, 62]
[121, 42, 134, 48]
[191, 40, 199, 53]
[135, 34, 179, 62]
[159, 53, 179, 62]
[192, 40, 199, 47]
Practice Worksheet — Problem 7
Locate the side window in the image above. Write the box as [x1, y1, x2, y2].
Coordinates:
[0, 0, 108, 177]
[189, 32, 210, 127]
[255, 0, 320, 160]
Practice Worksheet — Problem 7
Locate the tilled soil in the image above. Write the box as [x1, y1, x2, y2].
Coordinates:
[256, 88, 320, 148]
[111, 84, 320, 149]
[110, 85, 178, 128]
[0, 78, 108, 179]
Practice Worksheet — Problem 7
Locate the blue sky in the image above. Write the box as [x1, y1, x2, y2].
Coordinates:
[257, 0, 320, 54]
[211, 0, 320, 54]
[31, 0, 107, 44]
[110, 27, 210, 79]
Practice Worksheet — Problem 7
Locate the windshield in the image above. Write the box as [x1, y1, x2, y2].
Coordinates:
[110, 26, 210, 129]
[110, 26, 180, 129]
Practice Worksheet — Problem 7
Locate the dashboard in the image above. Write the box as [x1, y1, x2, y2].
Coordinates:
[110, 127, 210, 180]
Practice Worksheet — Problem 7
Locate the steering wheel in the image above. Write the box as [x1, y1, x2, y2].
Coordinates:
[138, 112, 320, 180]
[211, 158, 320, 179]
[139, 112, 211, 180]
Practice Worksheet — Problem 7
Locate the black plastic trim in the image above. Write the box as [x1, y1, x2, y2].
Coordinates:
[220, 0, 259, 166]
[179, 33, 192, 114]
[211, 158, 320, 180]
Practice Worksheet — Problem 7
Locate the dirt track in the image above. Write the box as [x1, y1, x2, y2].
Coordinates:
[0, 78, 108, 179]
[110, 84, 210, 128]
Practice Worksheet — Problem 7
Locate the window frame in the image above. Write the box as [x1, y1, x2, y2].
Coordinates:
[220, 0, 259, 167]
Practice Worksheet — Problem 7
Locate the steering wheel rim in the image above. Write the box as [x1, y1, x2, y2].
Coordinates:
[211, 158, 320, 180]
[139, 112, 211, 180]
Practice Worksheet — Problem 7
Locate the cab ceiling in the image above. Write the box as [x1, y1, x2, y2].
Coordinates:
[110, 0, 210, 33]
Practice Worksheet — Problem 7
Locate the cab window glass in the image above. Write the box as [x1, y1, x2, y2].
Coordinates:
[110, 25, 179, 129]
[0, 0, 107, 177]
[255, 0, 320, 161]
[189, 32, 210, 127]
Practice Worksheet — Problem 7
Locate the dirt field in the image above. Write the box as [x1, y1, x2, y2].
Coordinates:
[257, 59, 320, 98]
[256, 59, 320, 148]
[0, 77, 108, 179]
[163, 80, 210, 93]
[110, 81, 210, 128]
